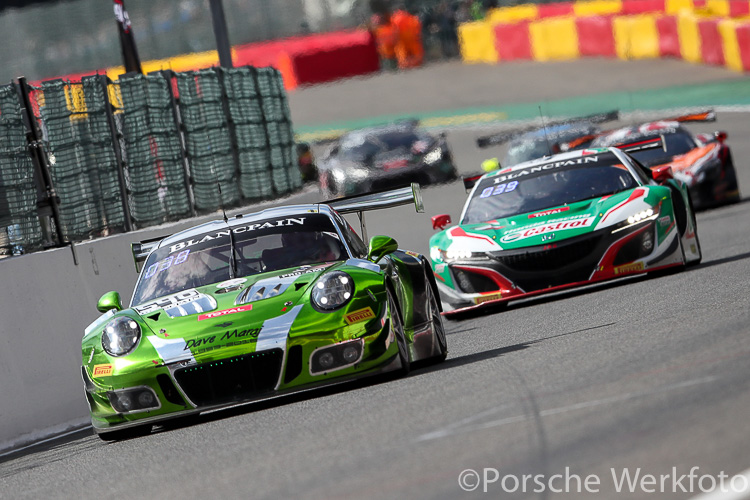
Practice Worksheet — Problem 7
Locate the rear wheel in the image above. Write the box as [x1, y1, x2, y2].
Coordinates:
[724, 161, 741, 203]
[686, 192, 703, 267]
[388, 290, 410, 376]
[425, 279, 447, 363]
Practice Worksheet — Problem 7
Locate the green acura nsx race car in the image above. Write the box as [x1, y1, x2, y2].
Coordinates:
[429, 140, 702, 316]
[81, 185, 446, 439]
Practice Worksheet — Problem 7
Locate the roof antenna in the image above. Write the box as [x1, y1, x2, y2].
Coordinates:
[539, 106, 553, 157]
[217, 182, 228, 223]
[217, 182, 237, 278]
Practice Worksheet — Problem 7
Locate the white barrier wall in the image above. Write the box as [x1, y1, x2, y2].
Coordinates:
[0, 190, 319, 453]
[0, 226, 169, 451]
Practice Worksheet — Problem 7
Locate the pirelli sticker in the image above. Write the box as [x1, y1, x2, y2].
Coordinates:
[474, 292, 502, 305]
[92, 364, 114, 377]
[614, 262, 645, 275]
[345, 307, 376, 325]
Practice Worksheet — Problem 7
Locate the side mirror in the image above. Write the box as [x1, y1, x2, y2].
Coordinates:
[714, 130, 728, 143]
[651, 165, 674, 183]
[97, 291, 123, 313]
[367, 235, 398, 263]
[431, 214, 452, 230]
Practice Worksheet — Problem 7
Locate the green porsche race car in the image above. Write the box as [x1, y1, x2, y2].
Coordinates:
[81, 185, 447, 439]
[429, 140, 702, 316]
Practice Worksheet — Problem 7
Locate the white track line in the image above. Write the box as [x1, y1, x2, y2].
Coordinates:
[415, 376, 716, 443]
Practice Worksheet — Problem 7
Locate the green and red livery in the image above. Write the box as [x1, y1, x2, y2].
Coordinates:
[429, 143, 701, 316]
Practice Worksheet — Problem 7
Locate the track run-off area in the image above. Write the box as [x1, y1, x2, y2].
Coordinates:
[2, 59, 750, 499]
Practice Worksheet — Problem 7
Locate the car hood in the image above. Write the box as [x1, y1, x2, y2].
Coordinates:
[432, 187, 660, 252]
[87, 262, 358, 364]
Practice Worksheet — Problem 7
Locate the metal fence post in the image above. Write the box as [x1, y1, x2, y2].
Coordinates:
[14, 77, 65, 247]
[98, 74, 133, 232]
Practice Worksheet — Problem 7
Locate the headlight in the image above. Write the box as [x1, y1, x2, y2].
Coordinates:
[627, 208, 655, 225]
[101, 316, 141, 357]
[441, 248, 489, 262]
[430, 246, 442, 261]
[311, 271, 354, 311]
[423, 148, 442, 165]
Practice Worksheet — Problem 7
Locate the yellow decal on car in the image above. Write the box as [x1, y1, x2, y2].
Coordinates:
[92, 364, 114, 377]
[345, 307, 376, 324]
[474, 292, 502, 305]
[614, 262, 645, 275]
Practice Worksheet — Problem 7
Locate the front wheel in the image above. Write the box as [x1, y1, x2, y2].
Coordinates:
[425, 279, 447, 363]
[97, 424, 152, 442]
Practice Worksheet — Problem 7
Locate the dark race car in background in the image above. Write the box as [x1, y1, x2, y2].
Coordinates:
[584, 111, 740, 210]
[429, 141, 701, 316]
[318, 120, 458, 198]
[476, 110, 619, 168]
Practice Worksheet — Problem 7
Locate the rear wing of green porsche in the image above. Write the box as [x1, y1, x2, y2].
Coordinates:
[324, 183, 424, 240]
[131, 236, 166, 273]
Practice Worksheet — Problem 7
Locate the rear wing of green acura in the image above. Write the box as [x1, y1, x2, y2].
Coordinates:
[324, 182, 424, 241]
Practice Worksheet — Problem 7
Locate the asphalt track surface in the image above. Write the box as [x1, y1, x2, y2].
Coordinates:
[2, 60, 750, 499]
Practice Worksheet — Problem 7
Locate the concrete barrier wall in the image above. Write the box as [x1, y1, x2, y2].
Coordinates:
[0, 190, 317, 452]
[0, 226, 166, 451]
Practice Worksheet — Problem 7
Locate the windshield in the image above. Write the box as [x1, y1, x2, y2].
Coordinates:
[131, 214, 348, 305]
[503, 127, 597, 166]
[625, 131, 696, 166]
[462, 153, 638, 224]
[504, 140, 554, 167]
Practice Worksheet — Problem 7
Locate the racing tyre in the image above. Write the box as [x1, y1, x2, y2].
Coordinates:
[686, 192, 703, 267]
[97, 424, 152, 442]
[388, 289, 410, 376]
[724, 161, 741, 204]
[425, 279, 447, 363]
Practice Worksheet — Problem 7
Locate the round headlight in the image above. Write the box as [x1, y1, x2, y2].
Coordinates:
[311, 271, 354, 311]
[101, 316, 141, 357]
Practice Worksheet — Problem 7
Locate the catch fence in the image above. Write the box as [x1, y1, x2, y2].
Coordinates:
[0, 66, 300, 257]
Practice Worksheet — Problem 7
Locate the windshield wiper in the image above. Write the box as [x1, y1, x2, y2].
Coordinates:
[218, 182, 237, 279]
[227, 224, 237, 279]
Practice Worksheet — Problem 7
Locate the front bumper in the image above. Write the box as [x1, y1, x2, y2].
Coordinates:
[435, 220, 683, 315]
[83, 307, 400, 433]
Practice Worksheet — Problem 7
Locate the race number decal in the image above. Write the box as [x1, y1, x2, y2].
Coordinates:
[144, 249, 190, 279]
[134, 289, 201, 315]
[479, 180, 519, 198]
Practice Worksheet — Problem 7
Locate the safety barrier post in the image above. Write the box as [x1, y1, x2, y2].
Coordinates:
[14, 77, 65, 247]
